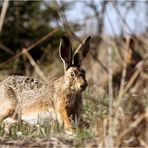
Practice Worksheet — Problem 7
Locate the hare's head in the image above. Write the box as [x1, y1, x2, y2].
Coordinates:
[59, 36, 91, 92]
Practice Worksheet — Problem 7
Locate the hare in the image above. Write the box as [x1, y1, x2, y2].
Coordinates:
[0, 36, 91, 134]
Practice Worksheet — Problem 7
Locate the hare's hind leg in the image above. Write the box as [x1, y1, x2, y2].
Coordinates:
[0, 87, 17, 123]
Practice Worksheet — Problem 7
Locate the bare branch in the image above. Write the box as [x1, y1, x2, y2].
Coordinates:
[0, 0, 9, 35]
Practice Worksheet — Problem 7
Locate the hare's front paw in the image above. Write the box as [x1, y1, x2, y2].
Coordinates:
[65, 127, 75, 135]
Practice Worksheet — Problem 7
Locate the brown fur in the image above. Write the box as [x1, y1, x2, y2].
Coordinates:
[0, 36, 91, 134]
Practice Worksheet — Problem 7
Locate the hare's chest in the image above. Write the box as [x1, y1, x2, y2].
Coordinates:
[65, 94, 76, 109]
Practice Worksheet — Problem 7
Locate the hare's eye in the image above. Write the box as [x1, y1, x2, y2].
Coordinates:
[70, 72, 75, 78]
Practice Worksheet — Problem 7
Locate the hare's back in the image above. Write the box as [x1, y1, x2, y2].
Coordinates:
[0, 75, 45, 96]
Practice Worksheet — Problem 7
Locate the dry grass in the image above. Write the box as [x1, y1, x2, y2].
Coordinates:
[0, 85, 147, 147]
[0, 32, 147, 147]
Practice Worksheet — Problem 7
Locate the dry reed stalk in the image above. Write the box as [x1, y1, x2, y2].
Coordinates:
[115, 112, 148, 146]
[22, 48, 47, 81]
[108, 47, 113, 115]
[124, 54, 148, 94]
[0, 42, 14, 55]
[118, 38, 129, 99]
[56, 1, 110, 75]
[138, 137, 148, 147]
[0, 29, 59, 68]
[105, 46, 113, 147]
[0, 0, 9, 35]
[112, 1, 134, 35]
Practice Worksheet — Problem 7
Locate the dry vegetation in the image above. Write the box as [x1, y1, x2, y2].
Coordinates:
[0, 1, 148, 147]
[0, 35, 147, 147]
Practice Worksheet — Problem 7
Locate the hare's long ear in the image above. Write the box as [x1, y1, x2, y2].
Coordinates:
[73, 36, 91, 67]
[59, 36, 73, 70]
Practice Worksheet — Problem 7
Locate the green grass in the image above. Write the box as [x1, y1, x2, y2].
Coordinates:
[0, 88, 147, 147]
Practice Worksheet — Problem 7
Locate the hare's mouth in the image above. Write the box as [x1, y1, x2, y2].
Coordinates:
[80, 85, 86, 91]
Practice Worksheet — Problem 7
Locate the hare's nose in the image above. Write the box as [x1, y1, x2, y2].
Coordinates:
[80, 83, 87, 91]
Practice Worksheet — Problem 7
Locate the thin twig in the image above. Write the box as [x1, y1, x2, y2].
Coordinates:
[108, 47, 113, 116]
[90, 51, 109, 73]
[138, 137, 148, 148]
[118, 40, 128, 99]
[0, 29, 59, 68]
[124, 56, 147, 93]
[106, 46, 113, 147]
[0, 42, 14, 55]
[112, 1, 148, 51]
[112, 1, 134, 35]
[0, 0, 9, 35]
[22, 48, 47, 81]
[115, 112, 148, 146]
[55, 1, 109, 74]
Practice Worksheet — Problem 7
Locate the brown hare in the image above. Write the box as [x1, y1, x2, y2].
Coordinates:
[0, 36, 91, 134]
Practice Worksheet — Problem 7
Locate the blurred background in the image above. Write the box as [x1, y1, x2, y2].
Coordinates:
[0, 0, 148, 88]
[0, 1, 148, 146]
